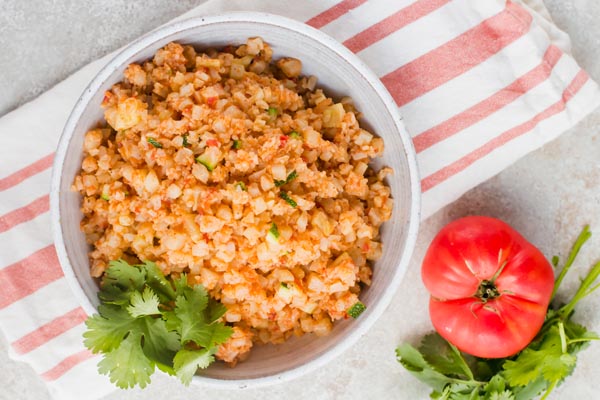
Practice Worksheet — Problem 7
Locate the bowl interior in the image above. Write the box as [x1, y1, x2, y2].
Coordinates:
[53, 14, 419, 386]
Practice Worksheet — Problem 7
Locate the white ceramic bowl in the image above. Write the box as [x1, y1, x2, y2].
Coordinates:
[50, 12, 420, 388]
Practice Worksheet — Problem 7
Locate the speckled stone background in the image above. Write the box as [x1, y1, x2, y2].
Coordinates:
[1, 1, 599, 399]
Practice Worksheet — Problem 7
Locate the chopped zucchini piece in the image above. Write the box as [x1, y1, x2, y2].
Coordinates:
[347, 301, 366, 319]
[195, 147, 221, 172]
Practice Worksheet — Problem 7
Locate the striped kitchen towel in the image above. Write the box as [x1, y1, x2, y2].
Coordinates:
[1, 0, 599, 399]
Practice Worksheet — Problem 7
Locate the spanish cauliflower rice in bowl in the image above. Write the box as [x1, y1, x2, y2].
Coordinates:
[51, 13, 420, 387]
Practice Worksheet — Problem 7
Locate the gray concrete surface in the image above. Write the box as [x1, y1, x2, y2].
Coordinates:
[1, 1, 600, 399]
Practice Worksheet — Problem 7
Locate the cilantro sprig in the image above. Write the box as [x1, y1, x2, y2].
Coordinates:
[397, 226, 600, 400]
[84, 260, 233, 389]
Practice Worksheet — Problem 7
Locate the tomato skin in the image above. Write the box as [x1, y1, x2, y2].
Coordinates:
[422, 216, 554, 358]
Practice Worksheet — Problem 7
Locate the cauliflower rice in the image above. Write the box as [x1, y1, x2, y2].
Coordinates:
[73, 38, 393, 365]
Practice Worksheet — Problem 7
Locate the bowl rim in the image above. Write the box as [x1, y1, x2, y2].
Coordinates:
[50, 11, 421, 389]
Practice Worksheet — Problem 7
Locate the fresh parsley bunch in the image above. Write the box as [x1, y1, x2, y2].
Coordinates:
[83, 260, 233, 389]
[397, 226, 600, 400]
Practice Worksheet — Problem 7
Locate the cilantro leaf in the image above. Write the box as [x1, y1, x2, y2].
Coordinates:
[142, 261, 176, 302]
[169, 285, 213, 344]
[207, 298, 228, 323]
[511, 377, 547, 400]
[430, 382, 478, 400]
[192, 323, 234, 349]
[489, 390, 515, 400]
[420, 333, 473, 379]
[483, 375, 506, 394]
[173, 348, 215, 386]
[396, 343, 458, 393]
[98, 332, 154, 389]
[99, 260, 145, 305]
[502, 349, 545, 387]
[137, 317, 180, 367]
[127, 287, 161, 317]
[84, 305, 137, 353]
[172, 273, 190, 297]
[84, 259, 233, 389]
[503, 326, 576, 387]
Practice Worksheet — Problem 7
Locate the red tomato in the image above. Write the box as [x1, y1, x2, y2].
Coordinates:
[421, 216, 554, 358]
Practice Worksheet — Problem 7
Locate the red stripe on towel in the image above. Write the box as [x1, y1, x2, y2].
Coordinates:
[421, 70, 589, 192]
[344, 0, 451, 53]
[382, 1, 533, 107]
[41, 350, 96, 381]
[0, 153, 54, 192]
[306, 0, 368, 29]
[414, 45, 564, 153]
[12, 308, 87, 355]
[0, 194, 49, 233]
[0, 245, 63, 309]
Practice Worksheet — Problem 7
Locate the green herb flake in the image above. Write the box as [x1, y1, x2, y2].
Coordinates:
[274, 170, 298, 187]
[268, 107, 278, 118]
[182, 134, 190, 148]
[268, 223, 280, 239]
[101, 193, 110, 201]
[232, 140, 242, 150]
[280, 282, 289, 289]
[347, 301, 366, 319]
[288, 131, 302, 140]
[83, 259, 233, 389]
[235, 182, 247, 191]
[147, 137, 163, 148]
[279, 191, 297, 208]
[286, 170, 298, 183]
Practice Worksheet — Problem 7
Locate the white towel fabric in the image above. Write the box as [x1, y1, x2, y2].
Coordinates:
[0, 1, 598, 399]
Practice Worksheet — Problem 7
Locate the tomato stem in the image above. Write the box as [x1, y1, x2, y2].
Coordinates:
[474, 260, 509, 302]
[475, 280, 501, 302]
[490, 260, 508, 283]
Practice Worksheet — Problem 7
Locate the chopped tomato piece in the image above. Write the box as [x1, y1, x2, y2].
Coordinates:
[279, 135, 289, 148]
[207, 96, 218, 107]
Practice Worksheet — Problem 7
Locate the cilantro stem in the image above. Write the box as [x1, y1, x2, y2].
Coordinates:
[558, 321, 567, 354]
[551, 225, 591, 300]
[444, 377, 487, 387]
[559, 260, 600, 318]
[540, 380, 558, 400]
[583, 280, 600, 298]
[567, 337, 600, 345]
